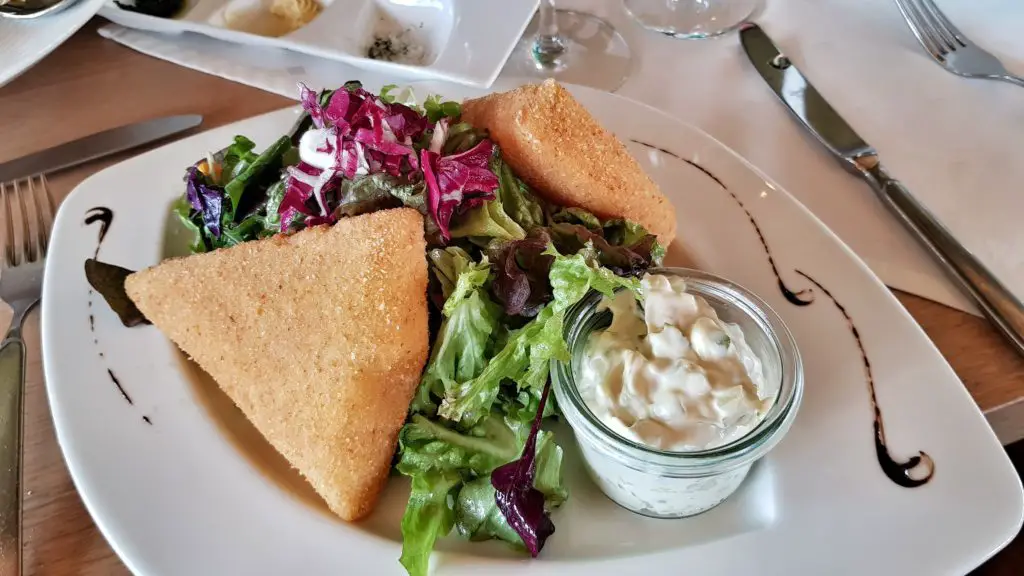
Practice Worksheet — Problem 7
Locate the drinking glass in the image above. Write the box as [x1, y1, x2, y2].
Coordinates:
[504, 0, 632, 91]
[624, 0, 758, 39]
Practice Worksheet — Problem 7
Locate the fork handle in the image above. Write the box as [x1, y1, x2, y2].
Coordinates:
[999, 74, 1024, 88]
[857, 157, 1024, 356]
[0, 327, 25, 576]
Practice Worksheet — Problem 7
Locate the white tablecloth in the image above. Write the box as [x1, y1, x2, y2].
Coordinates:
[98, 0, 1024, 315]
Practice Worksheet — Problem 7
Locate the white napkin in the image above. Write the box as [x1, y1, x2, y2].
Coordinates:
[98, 0, 1024, 316]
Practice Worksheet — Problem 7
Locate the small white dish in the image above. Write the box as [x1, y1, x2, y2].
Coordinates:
[98, 0, 539, 88]
[42, 80, 1022, 575]
[0, 0, 106, 88]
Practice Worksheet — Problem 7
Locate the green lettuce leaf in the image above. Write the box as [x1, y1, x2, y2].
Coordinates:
[449, 198, 526, 242]
[221, 136, 258, 184]
[331, 173, 419, 218]
[224, 135, 291, 219]
[411, 248, 501, 416]
[603, 218, 649, 247]
[398, 470, 461, 576]
[546, 244, 642, 310]
[455, 476, 523, 544]
[397, 413, 527, 477]
[424, 94, 463, 123]
[551, 207, 601, 231]
[493, 157, 544, 230]
[453, 430, 566, 545]
[440, 244, 639, 425]
[172, 195, 206, 253]
[397, 413, 566, 567]
[532, 432, 568, 507]
[443, 122, 488, 155]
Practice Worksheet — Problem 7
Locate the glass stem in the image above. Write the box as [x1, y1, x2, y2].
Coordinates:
[532, 0, 567, 65]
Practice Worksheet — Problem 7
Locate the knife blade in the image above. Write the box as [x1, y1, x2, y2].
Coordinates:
[0, 114, 203, 183]
[739, 23, 1024, 357]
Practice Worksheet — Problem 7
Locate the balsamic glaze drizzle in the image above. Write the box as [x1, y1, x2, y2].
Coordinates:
[85, 207, 143, 416]
[108, 369, 133, 405]
[84, 207, 113, 259]
[629, 139, 813, 306]
[795, 270, 934, 488]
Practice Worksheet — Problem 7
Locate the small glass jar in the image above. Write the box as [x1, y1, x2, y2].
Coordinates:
[551, 267, 803, 518]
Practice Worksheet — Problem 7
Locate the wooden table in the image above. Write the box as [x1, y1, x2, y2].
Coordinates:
[2, 18, 1023, 576]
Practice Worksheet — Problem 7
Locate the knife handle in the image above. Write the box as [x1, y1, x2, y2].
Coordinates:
[857, 156, 1024, 356]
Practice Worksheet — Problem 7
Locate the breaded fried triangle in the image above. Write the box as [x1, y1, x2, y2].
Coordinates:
[125, 208, 429, 521]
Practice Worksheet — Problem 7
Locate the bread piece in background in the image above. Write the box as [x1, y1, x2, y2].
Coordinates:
[126, 208, 429, 521]
[462, 79, 677, 246]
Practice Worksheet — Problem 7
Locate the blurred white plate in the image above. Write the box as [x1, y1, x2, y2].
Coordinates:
[98, 0, 538, 88]
[42, 81, 1022, 575]
[0, 0, 106, 88]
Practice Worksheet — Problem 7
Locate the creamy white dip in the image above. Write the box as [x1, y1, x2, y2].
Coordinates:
[578, 274, 776, 452]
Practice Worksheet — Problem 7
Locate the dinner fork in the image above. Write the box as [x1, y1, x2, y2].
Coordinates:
[893, 0, 1024, 87]
[0, 174, 53, 576]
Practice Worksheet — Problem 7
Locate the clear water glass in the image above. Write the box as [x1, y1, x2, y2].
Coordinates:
[504, 0, 632, 91]
[624, 0, 759, 39]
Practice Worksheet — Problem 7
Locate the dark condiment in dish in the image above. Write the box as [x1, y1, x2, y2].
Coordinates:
[114, 0, 185, 18]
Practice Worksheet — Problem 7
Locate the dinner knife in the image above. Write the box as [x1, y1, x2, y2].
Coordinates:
[0, 114, 203, 183]
[739, 23, 1024, 357]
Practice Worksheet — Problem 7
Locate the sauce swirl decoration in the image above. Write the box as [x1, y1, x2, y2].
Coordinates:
[629, 139, 813, 306]
[84, 207, 113, 258]
[85, 207, 144, 416]
[795, 270, 934, 487]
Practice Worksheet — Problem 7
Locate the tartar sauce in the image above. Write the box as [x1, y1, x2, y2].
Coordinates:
[578, 274, 776, 452]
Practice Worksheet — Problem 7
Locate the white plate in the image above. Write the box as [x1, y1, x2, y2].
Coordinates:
[97, 0, 538, 88]
[42, 81, 1023, 575]
[0, 0, 106, 88]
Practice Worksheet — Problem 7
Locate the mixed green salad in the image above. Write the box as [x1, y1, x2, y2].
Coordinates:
[175, 81, 664, 575]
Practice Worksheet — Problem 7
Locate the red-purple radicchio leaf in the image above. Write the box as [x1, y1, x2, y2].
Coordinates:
[184, 166, 225, 238]
[277, 162, 339, 231]
[421, 139, 499, 240]
[298, 83, 325, 129]
[491, 381, 555, 557]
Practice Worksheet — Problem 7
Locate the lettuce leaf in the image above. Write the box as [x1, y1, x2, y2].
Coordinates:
[493, 156, 544, 230]
[439, 245, 640, 425]
[224, 135, 292, 219]
[551, 207, 601, 231]
[411, 248, 501, 416]
[423, 94, 463, 123]
[398, 470, 461, 576]
[491, 381, 556, 556]
[422, 140, 500, 241]
[548, 222, 660, 277]
[488, 229, 553, 318]
[397, 413, 527, 478]
[221, 136, 259, 184]
[172, 195, 206, 253]
[449, 197, 526, 242]
[443, 122, 488, 156]
[454, 428, 565, 548]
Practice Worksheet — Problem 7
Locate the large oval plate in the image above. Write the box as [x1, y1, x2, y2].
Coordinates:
[41, 81, 1022, 575]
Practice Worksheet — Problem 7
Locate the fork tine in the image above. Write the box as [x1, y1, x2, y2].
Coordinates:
[3, 181, 17, 267]
[914, 0, 960, 51]
[896, 0, 945, 60]
[908, 0, 955, 54]
[15, 178, 35, 263]
[917, 0, 967, 47]
[29, 175, 52, 257]
[0, 183, 11, 269]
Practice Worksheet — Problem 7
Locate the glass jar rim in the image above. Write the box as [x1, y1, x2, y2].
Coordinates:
[551, 267, 804, 475]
